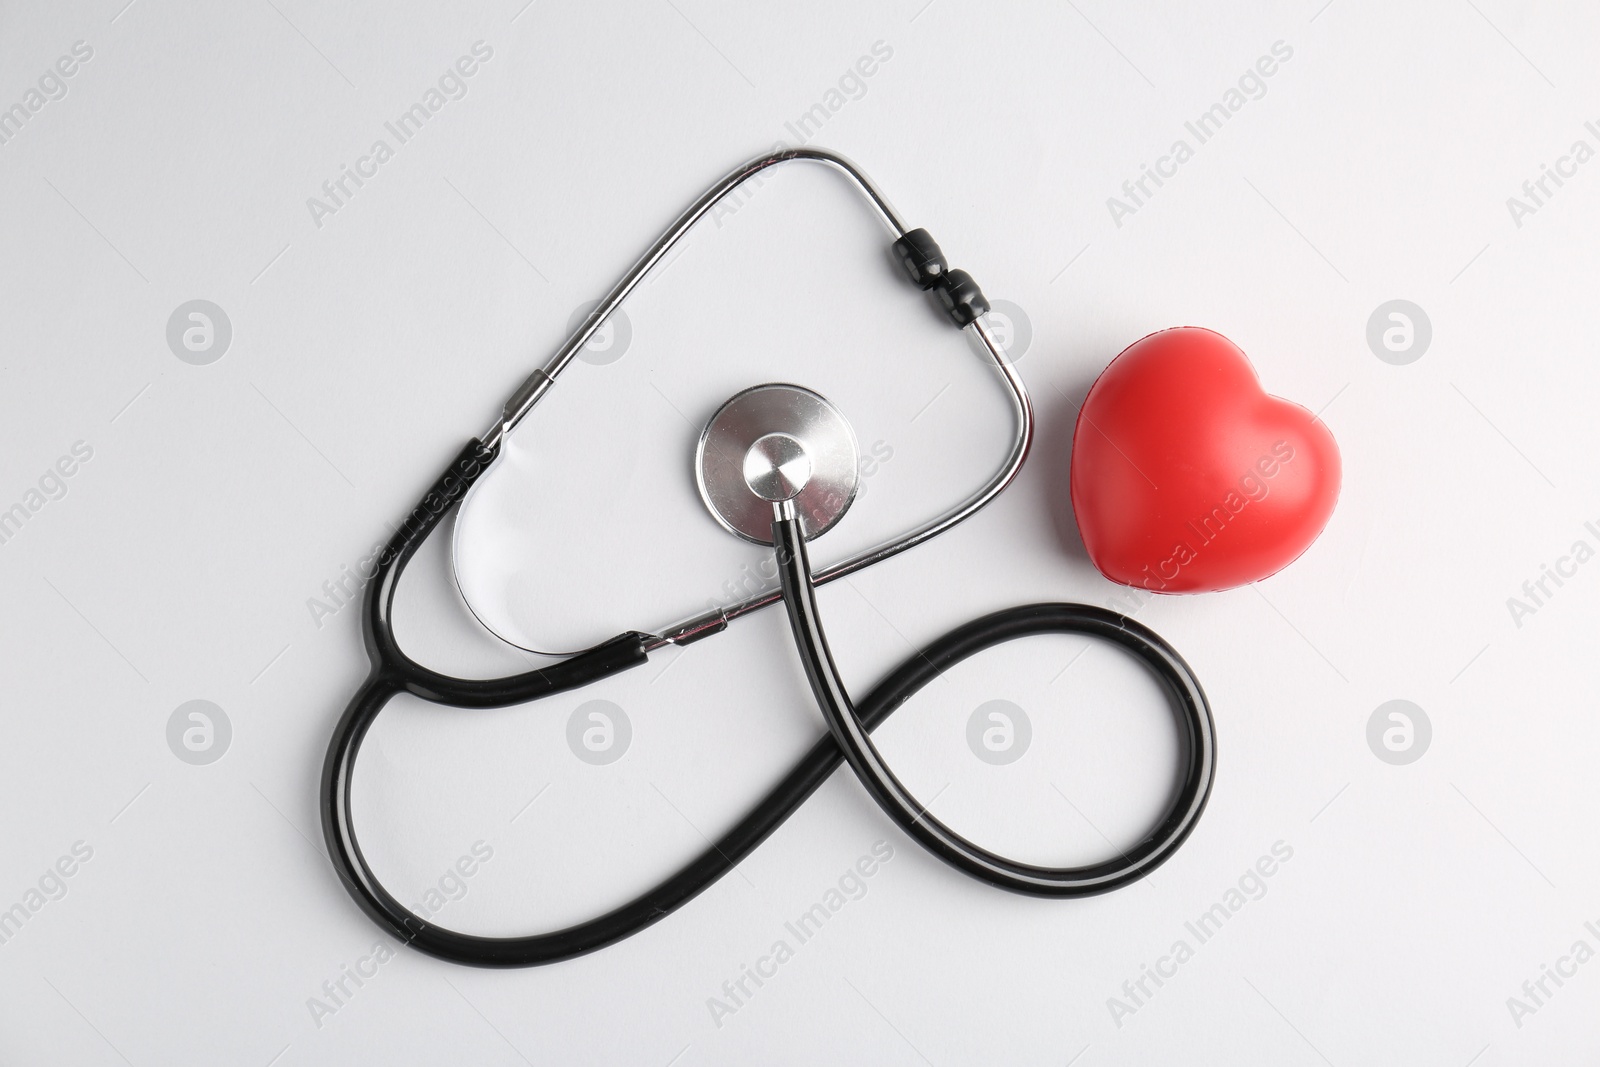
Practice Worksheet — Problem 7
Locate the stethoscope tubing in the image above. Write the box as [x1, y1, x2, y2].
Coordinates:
[321, 439, 1216, 966]
[770, 502, 1215, 895]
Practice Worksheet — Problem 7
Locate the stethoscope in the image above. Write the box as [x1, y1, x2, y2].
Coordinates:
[320, 147, 1216, 968]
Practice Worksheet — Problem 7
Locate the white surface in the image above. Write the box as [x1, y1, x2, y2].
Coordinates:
[2, 0, 1598, 1063]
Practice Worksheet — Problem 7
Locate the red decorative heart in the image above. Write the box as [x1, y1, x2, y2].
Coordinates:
[1069, 327, 1340, 593]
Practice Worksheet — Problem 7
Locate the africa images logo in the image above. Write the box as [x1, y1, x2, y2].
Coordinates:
[0, 440, 94, 548]
[0, 841, 94, 948]
[1504, 120, 1600, 229]
[1134, 442, 1297, 591]
[706, 842, 895, 1028]
[0, 40, 94, 149]
[1105, 41, 1294, 228]
[304, 42, 494, 229]
[1106, 841, 1294, 1028]
[1504, 518, 1600, 629]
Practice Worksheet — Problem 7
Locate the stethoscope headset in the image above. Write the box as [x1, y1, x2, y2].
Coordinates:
[320, 148, 1216, 967]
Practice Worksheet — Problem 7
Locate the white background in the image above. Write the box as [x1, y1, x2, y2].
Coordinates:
[2, 0, 1599, 1063]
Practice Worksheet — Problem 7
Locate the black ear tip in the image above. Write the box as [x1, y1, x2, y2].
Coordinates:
[934, 269, 990, 327]
[892, 227, 946, 289]
[892, 228, 988, 326]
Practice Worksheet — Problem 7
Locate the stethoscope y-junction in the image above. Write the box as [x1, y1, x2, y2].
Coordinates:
[320, 147, 1216, 968]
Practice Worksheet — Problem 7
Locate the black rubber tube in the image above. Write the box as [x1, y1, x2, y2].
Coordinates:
[320, 440, 1217, 966]
[771, 506, 1216, 896]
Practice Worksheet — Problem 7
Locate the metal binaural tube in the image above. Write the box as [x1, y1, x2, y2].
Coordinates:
[485, 147, 909, 449]
[469, 145, 1033, 651]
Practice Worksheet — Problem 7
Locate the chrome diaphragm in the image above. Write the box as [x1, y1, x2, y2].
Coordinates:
[695, 383, 859, 544]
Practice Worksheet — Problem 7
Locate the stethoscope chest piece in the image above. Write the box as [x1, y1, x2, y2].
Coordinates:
[695, 383, 860, 545]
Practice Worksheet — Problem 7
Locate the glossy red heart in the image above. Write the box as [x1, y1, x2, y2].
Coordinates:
[1069, 327, 1340, 593]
